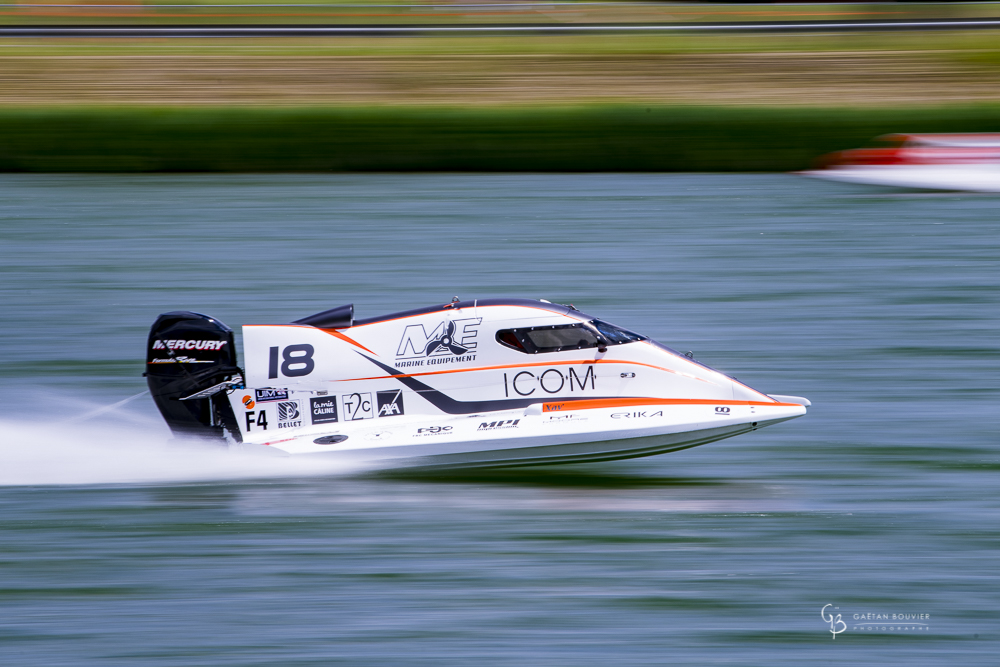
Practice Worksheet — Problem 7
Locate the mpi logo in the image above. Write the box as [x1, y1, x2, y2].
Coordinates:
[478, 419, 520, 431]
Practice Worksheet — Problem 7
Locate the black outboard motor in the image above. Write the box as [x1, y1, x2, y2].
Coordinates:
[145, 311, 243, 441]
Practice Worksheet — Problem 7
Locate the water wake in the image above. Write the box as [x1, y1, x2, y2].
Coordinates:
[58, 389, 151, 424]
[0, 411, 366, 486]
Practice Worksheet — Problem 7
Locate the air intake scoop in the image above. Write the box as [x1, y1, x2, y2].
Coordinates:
[293, 304, 354, 329]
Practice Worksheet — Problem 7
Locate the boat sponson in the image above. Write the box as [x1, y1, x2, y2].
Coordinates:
[315, 418, 794, 471]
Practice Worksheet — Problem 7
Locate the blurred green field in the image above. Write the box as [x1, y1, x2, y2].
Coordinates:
[3, 31, 999, 109]
[3, 5, 999, 172]
[2, 104, 998, 172]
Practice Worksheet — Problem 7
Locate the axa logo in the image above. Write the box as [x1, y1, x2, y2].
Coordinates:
[478, 419, 519, 431]
[152, 339, 227, 351]
[377, 389, 405, 417]
[396, 317, 481, 360]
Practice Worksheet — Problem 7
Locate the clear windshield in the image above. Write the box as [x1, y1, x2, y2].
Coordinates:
[496, 320, 646, 354]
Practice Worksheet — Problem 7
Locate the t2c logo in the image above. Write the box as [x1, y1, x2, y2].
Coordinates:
[268, 344, 315, 379]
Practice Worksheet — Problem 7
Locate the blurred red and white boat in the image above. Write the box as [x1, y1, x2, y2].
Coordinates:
[800, 134, 1000, 192]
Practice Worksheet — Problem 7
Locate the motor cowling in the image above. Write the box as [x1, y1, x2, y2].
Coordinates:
[145, 311, 242, 441]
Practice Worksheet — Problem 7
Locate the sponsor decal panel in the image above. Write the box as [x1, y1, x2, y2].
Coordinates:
[377, 390, 405, 418]
[413, 425, 453, 438]
[152, 339, 227, 351]
[148, 357, 213, 364]
[342, 392, 375, 421]
[310, 396, 339, 425]
[244, 409, 269, 432]
[243, 392, 298, 433]
[503, 366, 596, 397]
[478, 419, 520, 432]
[255, 388, 289, 403]
[395, 317, 481, 368]
[277, 401, 302, 429]
[543, 413, 588, 425]
[611, 411, 664, 419]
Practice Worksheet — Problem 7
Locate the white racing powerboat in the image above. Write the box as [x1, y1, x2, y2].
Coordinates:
[145, 299, 808, 469]
[799, 133, 1000, 192]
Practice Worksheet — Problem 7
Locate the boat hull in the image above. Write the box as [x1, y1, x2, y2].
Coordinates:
[345, 418, 798, 470]
[247, 401, 806, 470]
[800, 165, 1000, 192]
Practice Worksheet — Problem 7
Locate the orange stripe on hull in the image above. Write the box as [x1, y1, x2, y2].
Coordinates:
[343, 358, 716, 383]
[243, 323, 376, 355]
[542, 397, 792, 412]
[321, 328, 376, 355]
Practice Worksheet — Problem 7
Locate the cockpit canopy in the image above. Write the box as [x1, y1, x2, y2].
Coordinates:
[496, 320, 646, 354]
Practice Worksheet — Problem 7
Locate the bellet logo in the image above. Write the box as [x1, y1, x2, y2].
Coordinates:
[277, 401, 299, 422]
[276, 400, 302, 429]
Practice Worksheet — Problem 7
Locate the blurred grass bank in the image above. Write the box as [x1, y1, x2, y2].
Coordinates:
[1, 105, 999, 172]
